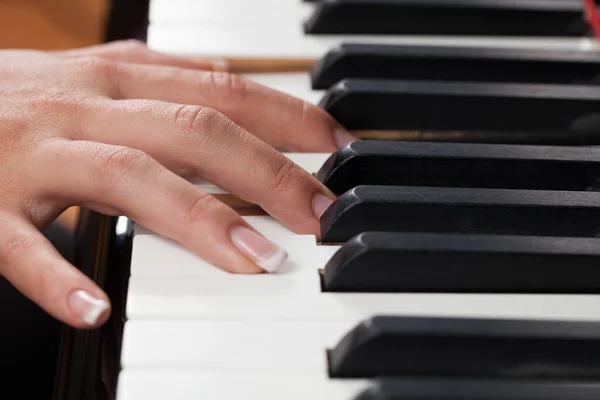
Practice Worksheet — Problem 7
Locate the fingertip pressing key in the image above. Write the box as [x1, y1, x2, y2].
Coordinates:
[313, 192, 336, 219]
[334, 127, 358, 148]
[230, 225, 288, 273]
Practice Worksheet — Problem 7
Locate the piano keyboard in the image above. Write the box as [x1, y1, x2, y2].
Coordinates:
[53, 1, 600, 400]
[146, 0, 600, 59]
[117, 142, 600, 400]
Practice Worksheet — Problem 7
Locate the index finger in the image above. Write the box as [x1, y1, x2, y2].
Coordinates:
[109, 63, 357, 152]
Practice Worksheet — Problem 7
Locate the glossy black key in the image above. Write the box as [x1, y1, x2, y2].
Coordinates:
[323, 231, 600, 293]
[304, 0, 587, 36]
[328, 316, 600, 378]
[316, 141, 600, 195]
[320, 185, 600, 242]
[354, 378, 600, 400]
[319, 79, 600, 138]
[311, 44, 600, 89]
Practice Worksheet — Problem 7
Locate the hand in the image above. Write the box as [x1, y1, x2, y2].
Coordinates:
[0, 41, 356, 329]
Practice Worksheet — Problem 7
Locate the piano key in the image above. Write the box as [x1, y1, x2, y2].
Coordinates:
[130, 230, 322, 275]
[149, 0, 313, 23]
[328, 316, 600, 379]
[316, 141, 600, 195]
[117, 370, 369, 400]
[131, 212, 331, 275]
[146, 21, 600, 60]
[355, 378, 600, 400]
[319, 79, 600, 133]
[116, 372, 600, 400]
[304, 0, 587, 36]
[320, 186, 600, 242]
[311, 43, 600, 90]
[120, 313, 600, 370]
[323, 232, 600, 293]
[126, 239, 600, 320]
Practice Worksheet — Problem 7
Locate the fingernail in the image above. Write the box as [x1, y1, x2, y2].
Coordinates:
[230, 225, 288, 272]
[313, 193, 335, 219]
[211, 58, 229, 71]
[334, 128, 358, 147]
[68, 290, 110, 326]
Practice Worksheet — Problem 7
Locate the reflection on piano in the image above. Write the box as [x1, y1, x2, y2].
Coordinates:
[54, 1, 600, 399]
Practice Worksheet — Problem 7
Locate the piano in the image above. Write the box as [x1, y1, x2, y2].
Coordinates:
[54, 0, 600, 399]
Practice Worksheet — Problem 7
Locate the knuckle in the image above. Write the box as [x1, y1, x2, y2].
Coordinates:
[94, 146, 150, 182]
[72, 56, 121, 82]
[270, 158, 299, 193]
[184, 192, 221, 225]
[172, 105, 232, 144]
[119, 39, 148, 52]
[210, 72, 250, 103]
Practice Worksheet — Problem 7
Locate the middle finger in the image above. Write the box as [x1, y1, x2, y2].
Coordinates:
[79, 99, 336, 238]
[107, 62, 356, 152]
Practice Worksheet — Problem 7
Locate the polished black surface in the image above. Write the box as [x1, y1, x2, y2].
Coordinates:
[304, 0, 588, 36]
[316, 141, 600, 195]
[320, 185, 600, 242]
[323, 231, 600, 293]
[311, 43, 600, 89]
[53, 212, 133, 400]
[329, 316, 600, 378]
[319, 79, 600, 139]
[354, 377, 600, 400]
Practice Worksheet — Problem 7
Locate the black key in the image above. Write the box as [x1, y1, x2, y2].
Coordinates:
[319, 79, 600, 136]
[311, 44, 600, 90]
[320, 185, 600, 242]
[304, 0, 587, 36]
[354, 377, 600, 400]
[328, 316, 600, 378]
[315, 140, 600, 195]
[323, 231, 600, 293]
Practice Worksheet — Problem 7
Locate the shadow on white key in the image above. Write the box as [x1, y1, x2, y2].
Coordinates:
[117, 370, 369, 400]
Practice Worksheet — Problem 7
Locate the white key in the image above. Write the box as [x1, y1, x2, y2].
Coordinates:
[129, 230, 321, 275]
[149, 0, 314, 23]
[121, 319, 344, 370]
[117, 370, 369, 400]
[126, 271, 600, 321]
[120, 305, 600, 370]
[127, 213, 600, 322]
[147, 19, 600, 59]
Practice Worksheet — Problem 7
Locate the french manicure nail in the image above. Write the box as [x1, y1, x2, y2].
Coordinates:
[68, 290, 110, 326]
[334, 128, 358, 147]
[313, 193, 335, 219]
[230, 225, 288, 272]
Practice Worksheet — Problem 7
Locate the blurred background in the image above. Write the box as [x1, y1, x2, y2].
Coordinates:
[0, 0, 108, 50]
[0, 0, 112, 228]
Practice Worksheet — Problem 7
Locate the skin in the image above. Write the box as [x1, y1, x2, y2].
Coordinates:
[0, 40, 354, 330]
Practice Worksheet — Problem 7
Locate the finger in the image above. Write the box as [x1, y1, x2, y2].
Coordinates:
[109, 63, 357, 152]
[32, 140, 288, 274]
[54, 40, 228, 72]
[79, 100, 337, 237]
[0, 213, 111, 329]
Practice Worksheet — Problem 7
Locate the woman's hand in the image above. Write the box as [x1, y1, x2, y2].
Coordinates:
[0, 41, 355, 329]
